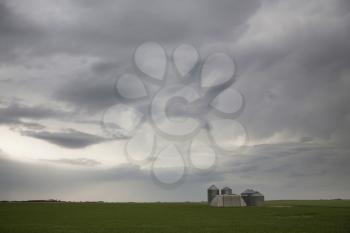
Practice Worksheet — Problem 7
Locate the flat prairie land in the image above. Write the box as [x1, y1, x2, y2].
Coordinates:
[0, 200, 349, 233]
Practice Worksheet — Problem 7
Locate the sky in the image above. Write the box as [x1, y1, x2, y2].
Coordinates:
[0, 0, 349, 202]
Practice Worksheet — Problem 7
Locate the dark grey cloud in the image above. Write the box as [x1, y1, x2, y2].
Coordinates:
[46, 0, 260, 112]
[0, 1, 44, 62]
[45, 0, 350, 144]
[53, 66, 119, 112]
[196, 142, 350, 200]
[22, 129, 108, 149]
[0, 101, 68, 125]
[0, 0, 260, 63]
[59, 0, 260, 51]
[226, 143, 350, 178]
[231, 0, 350, 145]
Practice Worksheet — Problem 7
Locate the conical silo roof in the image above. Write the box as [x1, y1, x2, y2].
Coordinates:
[241, 189, 256, 195]
[208, 185, 219, 190]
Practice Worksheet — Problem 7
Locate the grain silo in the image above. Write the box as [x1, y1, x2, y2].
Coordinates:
[241, 189, 264, 206]
[207, 185, 219, 204]
[221, 186, 232, 195]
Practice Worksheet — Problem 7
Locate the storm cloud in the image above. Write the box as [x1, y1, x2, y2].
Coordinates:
[0, 0, 349, 201]
[22, 129, 109, 149]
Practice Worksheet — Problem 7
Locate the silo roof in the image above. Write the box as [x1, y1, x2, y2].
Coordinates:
[241, 189, 256, 194]
[222, 186, 232, 190]
[241, 189, 263, 195]
[208, 185, 219, 190]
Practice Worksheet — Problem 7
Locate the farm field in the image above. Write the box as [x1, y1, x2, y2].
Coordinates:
[0, 200, 349, 233]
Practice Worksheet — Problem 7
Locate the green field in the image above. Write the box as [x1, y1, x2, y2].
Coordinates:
[1, 200, 349, 233]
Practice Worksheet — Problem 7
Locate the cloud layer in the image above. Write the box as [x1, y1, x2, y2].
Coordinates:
[0, 0, 349, 201]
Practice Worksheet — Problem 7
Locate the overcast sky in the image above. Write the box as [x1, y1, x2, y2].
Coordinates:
[0, 0, 349, 201]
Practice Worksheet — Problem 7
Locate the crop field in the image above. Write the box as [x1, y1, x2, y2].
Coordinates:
[0, 200, 349, 233]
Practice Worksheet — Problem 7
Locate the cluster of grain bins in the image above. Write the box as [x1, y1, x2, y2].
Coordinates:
[207, 185, 264, 207]
[241, 189, 264, 206]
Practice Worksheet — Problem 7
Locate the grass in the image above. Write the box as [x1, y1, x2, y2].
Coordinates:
[0, 200, 349, 233]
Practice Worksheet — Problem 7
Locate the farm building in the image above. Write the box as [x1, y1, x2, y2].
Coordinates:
[209, 194, 246, 207]
[207, 185, 264, 207]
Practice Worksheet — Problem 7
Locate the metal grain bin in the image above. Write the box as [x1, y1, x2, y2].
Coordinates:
[241, 189, 264, 206]
[207, 185, 219, 204]
[249, 192, 264, 206]
[221, 186, 232, 195]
